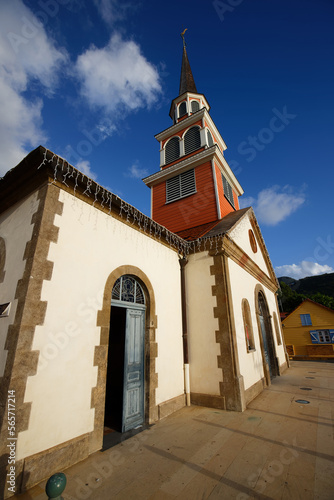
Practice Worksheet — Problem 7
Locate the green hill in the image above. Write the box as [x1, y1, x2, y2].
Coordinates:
[278, 273, 334, 299]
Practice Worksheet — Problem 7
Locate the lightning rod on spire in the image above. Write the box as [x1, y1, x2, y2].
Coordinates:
[181, 28, 188, 47]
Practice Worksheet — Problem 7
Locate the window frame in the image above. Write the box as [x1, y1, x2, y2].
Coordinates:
[310, 329, 334, 344]
[184, 126, 201, 156]
[178, 101, 187, 118]
[300, 313, 312, 326]
[165, 169, 196, 204]
[165, 136, 180, 164]
[111, 276, 145, 306]
[207, 129, 214, 147]
[222, 173, 235, 208]
[0, 302, 11, 318]
[191, 100, 200, 113]
[242, 299, 256, 352]
[273, 311, 282, 345]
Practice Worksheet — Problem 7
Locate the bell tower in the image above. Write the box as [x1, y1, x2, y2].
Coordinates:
[143, 33, 244, 236]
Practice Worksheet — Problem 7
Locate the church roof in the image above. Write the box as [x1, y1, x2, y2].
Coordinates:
[179, 45, 197, 95]
[176, 220, 223, 241]
[176, 208, 251, 241]
[202, 208, 251, 239]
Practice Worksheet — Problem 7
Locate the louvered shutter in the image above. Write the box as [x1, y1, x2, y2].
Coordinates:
[166, 169, 196, 203]
[166, 175, 181, 202]
[179, 101, 187, 117]
[180, 169, 196, 197]
[165, 137, 180, 164]
[184, 127, 201, 155]
[222, 174, 235, 208]
[300, 314, 312, 326]
[191, 101, 200, 113]
[207, 130, 214, 147]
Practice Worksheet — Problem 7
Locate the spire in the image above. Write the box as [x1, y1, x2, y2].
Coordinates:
[179, 30, 197, 95]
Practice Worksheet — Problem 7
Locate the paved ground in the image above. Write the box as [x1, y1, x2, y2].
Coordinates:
[14, 361, 334, 499]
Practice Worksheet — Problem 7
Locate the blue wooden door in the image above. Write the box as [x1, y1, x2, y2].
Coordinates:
[259, 314, 272, 378]
[122, 307, 145, 432]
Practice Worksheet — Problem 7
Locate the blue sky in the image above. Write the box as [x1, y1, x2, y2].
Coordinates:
[1, 0, 334, 279]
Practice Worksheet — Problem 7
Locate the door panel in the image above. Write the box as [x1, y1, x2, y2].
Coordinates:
[122, 308, 145, 432]
[259, 314, 272, 378]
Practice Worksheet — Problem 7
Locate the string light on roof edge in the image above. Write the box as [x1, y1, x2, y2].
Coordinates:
[36, 147, 226, 256]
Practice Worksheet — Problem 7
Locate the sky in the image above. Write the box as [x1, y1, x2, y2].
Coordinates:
[0, 0, 333, 280]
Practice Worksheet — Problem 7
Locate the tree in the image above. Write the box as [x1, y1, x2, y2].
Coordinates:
[278, 282, 334, 313]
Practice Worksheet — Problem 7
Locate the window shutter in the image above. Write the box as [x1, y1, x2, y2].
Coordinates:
[184, 127, 201, 155]
[207, 130, 214, 147]
[191, 101, 200, 113]
[180, 169, 196, 197]
[222, 174, 235, 208]
[179, 101, 187, 117]
[300, 314, 312, 326]
[310, 331, 319, 343]
[166, 169, 196, 203]
[166, 175, 181, 202]
[165, 137, 180, 164]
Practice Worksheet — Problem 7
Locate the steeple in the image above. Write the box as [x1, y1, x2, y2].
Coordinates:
[179, 44, 197, 95]
[143, 35, 244, 235]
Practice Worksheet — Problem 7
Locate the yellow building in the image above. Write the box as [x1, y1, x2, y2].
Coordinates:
[282, 299, 334, 358]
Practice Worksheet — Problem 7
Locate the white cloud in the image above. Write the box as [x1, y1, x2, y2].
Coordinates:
[275, 261, 334, 279]
[75, 160, 98, 181]
[93, 0, 132, 25]
[0, 0, 67, 175]
[75, 33, 161, 114]
[125, 162, 148, 179]
[240, 185, 305, 225]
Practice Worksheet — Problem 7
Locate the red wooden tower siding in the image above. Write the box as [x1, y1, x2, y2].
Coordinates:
[143, 41, 243, 235]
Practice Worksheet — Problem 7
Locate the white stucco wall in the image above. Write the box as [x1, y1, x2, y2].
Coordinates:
[0, 192, 39, 376]
[185, 252, 221, 395]
[18, 189, 184, 460]
[228, 213, 271, 275]
[228, 258, 286, 391]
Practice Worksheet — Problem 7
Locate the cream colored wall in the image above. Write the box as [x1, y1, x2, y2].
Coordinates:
[18, 189, 184, 460]
[0, 192, 39, 376]
[228, 213, 271, 275]
[228, 258, 286, 390]
[185, 252, 221, 395]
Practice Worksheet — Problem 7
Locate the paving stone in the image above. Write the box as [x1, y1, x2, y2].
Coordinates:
[12, 361, 334, 500]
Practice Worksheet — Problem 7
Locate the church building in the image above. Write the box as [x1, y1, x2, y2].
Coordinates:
[0, 41, 288, 496]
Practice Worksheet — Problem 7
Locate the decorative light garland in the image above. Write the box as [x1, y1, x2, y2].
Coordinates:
[36, 147, 226, 256]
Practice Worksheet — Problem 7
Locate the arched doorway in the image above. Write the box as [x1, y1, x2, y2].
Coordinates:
[104, 275, 146, 433]
[257, 290, 278, 381]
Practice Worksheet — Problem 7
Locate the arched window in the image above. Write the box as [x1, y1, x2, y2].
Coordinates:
[165, 137, 180, 164]
[112, 275, 145, 305]
[207, 130, 214, 147]
[184, 126, 201, 155]
[191, 100, 200, 113]
[242, 299, 255, 352]
[273, 311, 282, 345]
[179, 101, 187, 118]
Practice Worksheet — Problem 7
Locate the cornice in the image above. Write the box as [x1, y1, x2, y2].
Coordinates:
[143, 144, 244, 196]
[203, 112, 227, 152]
[155, 108, 206, 141]
[143, 146, 218, 186]
[169, 92, 211, 118]
[155, 108, 228, 155]
[209, 236, 278, 293]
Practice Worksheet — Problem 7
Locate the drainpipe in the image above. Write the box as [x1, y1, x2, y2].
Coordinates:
[179, 256, 191, 406]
